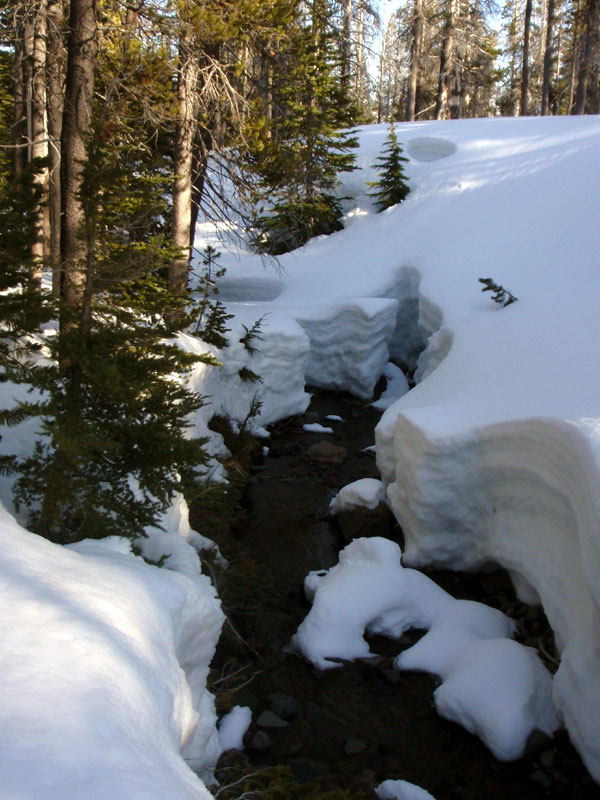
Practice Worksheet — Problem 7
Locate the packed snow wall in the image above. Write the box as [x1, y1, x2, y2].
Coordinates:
[376, 402, 600, 781]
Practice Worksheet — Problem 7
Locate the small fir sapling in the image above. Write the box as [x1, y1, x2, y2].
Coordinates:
[194, 245, 233, 347]
[238, 316, 264, 383]
[238, 366, 263, 383]
[479, 277, 517, 307]
[240, 316, 265, 354]
[367, 124, 411, 212]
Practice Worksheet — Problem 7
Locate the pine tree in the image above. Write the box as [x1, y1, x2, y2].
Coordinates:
[367, 125, 410, 212]
[250, 0, 359, 255]
[0, 0, 220, 545]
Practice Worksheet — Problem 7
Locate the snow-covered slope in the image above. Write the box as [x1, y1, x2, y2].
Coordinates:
[0, 505, 224, 799]
[198, 115, 600, 780]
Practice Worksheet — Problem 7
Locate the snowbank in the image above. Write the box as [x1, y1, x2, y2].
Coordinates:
[293, 537, 559, 761]
[0, 504, 224, 799]
[195, 115, 600, 778]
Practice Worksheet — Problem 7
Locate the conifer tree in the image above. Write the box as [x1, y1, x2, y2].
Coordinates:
[367, 124, 410, 212]
[0, 0, 219, 545]
[250, 0, 359, 255]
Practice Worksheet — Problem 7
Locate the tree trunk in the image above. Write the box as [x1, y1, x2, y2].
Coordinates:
[60, 0, 96, 313]
[31, 0, 50, 283]
[520, 0, 533, 115]
[435, 0, 458, 120]
[574, 0, 599, 113]
[12, 11, 28, 179]
[341, 0, 352, 90]
[169, 28, 198, 296]
[47, 0, 66, 294]
[406, 0, 423, 121]
[541, 0, 556, 114]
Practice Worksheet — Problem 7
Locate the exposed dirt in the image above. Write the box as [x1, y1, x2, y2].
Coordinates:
[208, 390, 599, 800]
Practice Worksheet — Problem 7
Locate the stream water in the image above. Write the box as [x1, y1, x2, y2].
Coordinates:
[205, 390, 598, 800]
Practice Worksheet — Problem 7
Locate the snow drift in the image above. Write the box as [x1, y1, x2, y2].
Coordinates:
[0, 504, 224, 799]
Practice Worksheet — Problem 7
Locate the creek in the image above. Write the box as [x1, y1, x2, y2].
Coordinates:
[204, 389, 596, 800]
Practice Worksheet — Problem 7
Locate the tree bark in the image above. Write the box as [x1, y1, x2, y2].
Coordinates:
[520, 0, 533, 115]
[341, 0, 352, 90]
[435, 0, 458, 120]
[47, 0, 66, 294]
[574, 0, 599, 113]
[12, 10, 28, 179]
[60, 0, 96, 313]
[31, 0, 50, 282]
[169, 27, 198, 296]
[406, 0, 423, 121]
[541, 0, 556, 114]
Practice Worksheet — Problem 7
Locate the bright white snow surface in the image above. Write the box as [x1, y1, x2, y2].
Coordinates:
[193, 115, 600, 779]
[292, 537, 559, 761]
[0, 504, 224, 799]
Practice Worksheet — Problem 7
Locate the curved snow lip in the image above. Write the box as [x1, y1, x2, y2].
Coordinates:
[405, 137, 458, 162]
[379, 412, 600, 780]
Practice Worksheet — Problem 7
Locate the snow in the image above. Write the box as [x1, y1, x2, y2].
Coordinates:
[371, 362, 410, 410]
[192, 115, 600, 780]
[376, 778, 438, 800]
[218, 706, 252, 752]
[0, 503, 224, 799]
[292, 537, 560, 761]
[329, 477, 386, 513]
[303, 422, 334, 434]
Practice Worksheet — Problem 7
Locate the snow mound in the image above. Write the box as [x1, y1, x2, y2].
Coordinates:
[434, 638, 560, 761]
[329, 478, 386, 514]
[376, 778, 438, 800]
[293, 537, 559, 760]
[405, 136, 457, 162]
[303, 422, 334, 434]
[218, 705, 252, 752]
[0, 504, 224, 799]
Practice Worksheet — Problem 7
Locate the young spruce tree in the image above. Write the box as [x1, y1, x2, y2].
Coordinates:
[367, 124, 411, 212]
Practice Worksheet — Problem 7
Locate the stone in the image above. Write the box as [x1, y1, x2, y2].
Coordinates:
[530, 770, 553, 790]
[244, 729, 271, 753]
[256, 710, 289, 728]
[523, 728, 554, 758]
[268, 692, 301, 721]
[307, 441, 348, 464]
[344, 738, 368, 755]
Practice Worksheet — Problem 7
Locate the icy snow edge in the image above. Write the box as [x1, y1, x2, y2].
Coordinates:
[376, 410, 600, 781]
